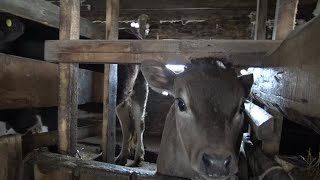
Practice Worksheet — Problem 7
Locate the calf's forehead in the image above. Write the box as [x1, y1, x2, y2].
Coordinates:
[174, 70, 244, 114]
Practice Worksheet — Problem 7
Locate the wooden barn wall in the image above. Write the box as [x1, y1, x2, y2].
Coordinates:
[45, 0, 317, 40]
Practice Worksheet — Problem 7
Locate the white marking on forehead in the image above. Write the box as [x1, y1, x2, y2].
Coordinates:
[216, 61, 226, 69]
[165, 64, 186, 74]
[162, 91, 169, 96]
[240, 69, 248, 75]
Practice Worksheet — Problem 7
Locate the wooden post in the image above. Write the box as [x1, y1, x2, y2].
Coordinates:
[0, 135, 22, 180]
[58, 0, 80, 156]
[261, 109, 283, 156]
[102, 0, 119, 163]
[272, 0, 299, 40]
[254, 0, 268, 40]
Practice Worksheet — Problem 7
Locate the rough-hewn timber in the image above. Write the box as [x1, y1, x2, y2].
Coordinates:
[24, 151, 185, 180]
[244, 101, 274, 141]
[58, 0, 80, 156]
[0, 0, 104, 39]
[252, 15, 320, 134]
[272, 0, 299, 40]
[254, 0, 268, 40]
[45, 40, 281, 66]
[0, 53, 103, 109]
[0, 135, 22, 180]
[22, 124, 101, 157]
[102, 0, 119, 163]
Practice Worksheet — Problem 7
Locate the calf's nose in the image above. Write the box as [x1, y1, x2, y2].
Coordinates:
[202, 153, 231, 176]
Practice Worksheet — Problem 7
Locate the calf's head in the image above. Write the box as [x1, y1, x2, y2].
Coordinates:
[141, 59, 253, 179]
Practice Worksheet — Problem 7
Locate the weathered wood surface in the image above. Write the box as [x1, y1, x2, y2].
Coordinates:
[102, 0, 119, 163]
[265, 15, 320, 67]
[0, 53, 103, 109]
[244, 101, 274, 141]
[45, 40, 281, 66]
[57, 0, 80, 156]
[252, 15, 320, 134]
[272, 0, 299, 40]
[22, 124, 101, 157]
[0, 0, 104, 39]
[24, 152, 185, 180]
[0, 135, 22, 180]
[85, 0, 314, 10]
[261, 109, 283, 156]
[254, 0, 268, 40]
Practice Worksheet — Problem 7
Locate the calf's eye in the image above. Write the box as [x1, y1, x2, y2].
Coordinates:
[176, 98, 187, 111]
[240, 104, 245, 113]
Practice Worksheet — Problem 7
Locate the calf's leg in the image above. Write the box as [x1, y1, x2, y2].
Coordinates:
[115, 99, 132, 165]
[127, 73, 148, 167]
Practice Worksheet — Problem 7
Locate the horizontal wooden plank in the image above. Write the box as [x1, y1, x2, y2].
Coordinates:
[84, 0, 315, 11]
[22, 124, 101, 157]
[25, 152, 185, 180]
[45, 40, 281, 66]
[0, 53, 103, 109]
[0, 0, 104, 39]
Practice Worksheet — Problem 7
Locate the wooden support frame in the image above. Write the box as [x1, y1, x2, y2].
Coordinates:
[0, 0, 104, 39]
[57, 0, 80, 156]
[45, 40, 281, 66]
[272, 0, 299, 40]
[102, 0, 119, 163]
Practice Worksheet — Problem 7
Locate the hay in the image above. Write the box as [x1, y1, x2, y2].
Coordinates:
[306, 150, 320, 180]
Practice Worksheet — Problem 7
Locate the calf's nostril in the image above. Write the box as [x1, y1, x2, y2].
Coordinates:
[202, 153, 214, 167]
[224, 155, 231, 169]
[202, 153, 232, 176]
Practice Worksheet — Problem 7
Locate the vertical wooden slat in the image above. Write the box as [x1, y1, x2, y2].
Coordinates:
[261, 110, 284, 156]
[102, 0, 119, 163]
[254, 0, 268, 40]
[0, 135, 22, 180]
[272, 0, 299, 40]
[58, 0, 80, 156]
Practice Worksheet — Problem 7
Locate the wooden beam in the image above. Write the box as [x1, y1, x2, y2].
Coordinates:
[254, 0, 268, 40]
[25, 152, 186, 180]
[58, 0, 80, 156]
[244, 101, 274, 141]
[0, 135, 22, 180]
[45, 40, 281, 66]
[109, 0, 314, 10]
[272, 0, 299, 40]
[261, 109, 283, 156]
[102, 0, 119, 163]
[0, 53, 103, 109]
[22, 124, 101, 157]
[251, 15, 320, 134]
[0, 0, 104, 39]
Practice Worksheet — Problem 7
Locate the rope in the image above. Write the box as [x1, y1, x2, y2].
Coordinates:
[258, 166, 283, 180]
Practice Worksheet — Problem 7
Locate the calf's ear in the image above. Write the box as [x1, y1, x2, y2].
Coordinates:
[238, 74, 254, 97]
[141, 60, 175, 95]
